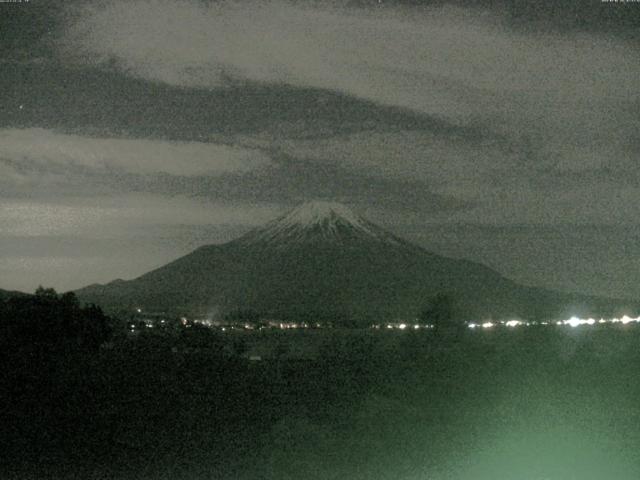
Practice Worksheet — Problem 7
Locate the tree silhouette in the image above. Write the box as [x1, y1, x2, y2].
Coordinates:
[35, 285, 58, 300]
[1, 287, 111, 352]
[419, 293, 460, 335]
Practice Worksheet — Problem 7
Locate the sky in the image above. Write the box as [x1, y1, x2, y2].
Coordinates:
[1, 0, 639, 298]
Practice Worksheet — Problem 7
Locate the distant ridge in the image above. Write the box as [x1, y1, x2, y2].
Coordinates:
[0, 288, 29, 301]
[76, 201, 638, 324]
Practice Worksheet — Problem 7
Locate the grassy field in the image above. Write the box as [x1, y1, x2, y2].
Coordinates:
[3, 325, 640, 479]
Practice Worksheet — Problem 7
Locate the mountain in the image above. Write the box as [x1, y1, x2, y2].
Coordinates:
[76, 201, 636, 324]
[0, 289, 29, 302]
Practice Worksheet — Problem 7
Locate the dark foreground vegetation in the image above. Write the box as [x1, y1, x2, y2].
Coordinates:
[2, 293, 640, 479]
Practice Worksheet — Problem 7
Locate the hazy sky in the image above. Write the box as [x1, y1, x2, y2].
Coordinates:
[1, 0, 639, 298]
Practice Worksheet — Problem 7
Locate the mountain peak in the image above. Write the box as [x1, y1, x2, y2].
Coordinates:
[237, 200, 399, 246]
[279, 201, 364, 228]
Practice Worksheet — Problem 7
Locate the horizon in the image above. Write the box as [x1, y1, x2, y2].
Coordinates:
[4, 199, 640, 302]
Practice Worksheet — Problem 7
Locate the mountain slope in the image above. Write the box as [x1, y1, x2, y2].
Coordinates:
[0, 289, 29, 302]
[76, 202, 636, 323]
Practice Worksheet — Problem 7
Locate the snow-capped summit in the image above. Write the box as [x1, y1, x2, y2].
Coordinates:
[276, 201, 370, 230]
[238, 201, 398, 245]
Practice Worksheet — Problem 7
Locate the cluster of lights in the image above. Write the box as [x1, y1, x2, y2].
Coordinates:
[194, 318, 213, 327]
[468, 315, 640, 330]
[468, 322, 497, 329]
[130, 306, 640, 333]
[616, 315, 640, 324]
[190, 319, 326, 331]
[557, 317, 596, 328]
[278, 322, 305, 329]
[379, 323, 434, 330]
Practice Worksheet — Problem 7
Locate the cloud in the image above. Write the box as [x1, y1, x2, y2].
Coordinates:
[0, 194, 282, 237]
[0, 128, 270, 178]
[257, 130, 513, 184]
[57, 0, 640, 224]
[61, 1, 639, 119]
[0, 193, 283, 291]
[0, 126, 466, 217]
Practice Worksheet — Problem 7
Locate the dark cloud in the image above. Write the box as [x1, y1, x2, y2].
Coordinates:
[0, 3, 60, 61]
[154, 155, 472, 212]
[350, 0, 640, 36]
[9, 151, 468, 214]
[0, 62, 482, 141]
